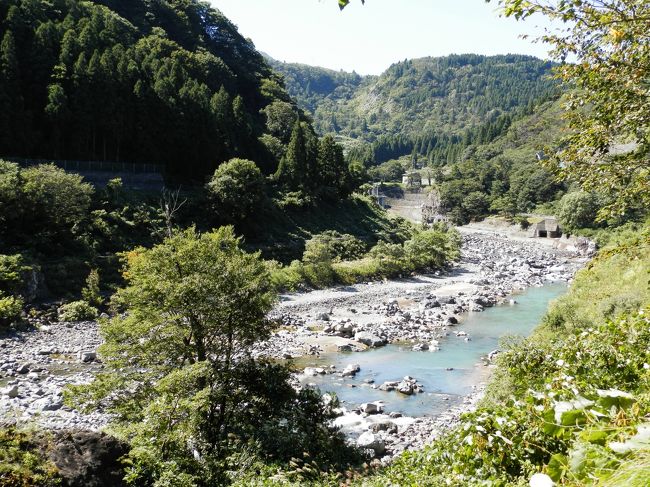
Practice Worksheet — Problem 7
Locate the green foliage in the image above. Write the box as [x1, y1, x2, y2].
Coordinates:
[0, 253, 30, 295]
[266, 58, 363, 116]
[365, 225, 650, 486]
[557, 191, 601, 234]
[492, 0, 650, 219]
[0, 428, 61, 486]
[0, 0, 294, 180]
[262, 100, 298, 143]
[367, 241, 410, 275]
[68, 226, 354, 484]
[21, 163, 94, 228]
[269, 225, 460, 291]
[367, 159, 406, 182]
[207, 158, 266, 222]
[273, 53, 557, 165]
[0, 291, 23, 328]
[437, 98, 569, 222]
[301, 238, 336, 288]
[81, 269, 103, 307]
[405, 226, 461, 270]
[57, 300, 98, 322]
[0, 160, 169, 296]
[305, 231, 367, 262]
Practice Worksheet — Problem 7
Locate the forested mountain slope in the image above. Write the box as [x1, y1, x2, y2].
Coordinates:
[266, 56, 366, 115]
[272, 54, 559, 163]
[0, 0, 298, 180]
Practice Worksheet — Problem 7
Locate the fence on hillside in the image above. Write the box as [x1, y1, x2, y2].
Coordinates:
[9, 158, 164, 174]
[5, 157, 166, 191]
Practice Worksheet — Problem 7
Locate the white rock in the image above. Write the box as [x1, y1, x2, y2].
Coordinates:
[357, 431, 385, 456]
[303, 367, 326, 376]
[341, 364, 360, 377]
[529, 473, 554, 487]
[359, 402, 382, 414]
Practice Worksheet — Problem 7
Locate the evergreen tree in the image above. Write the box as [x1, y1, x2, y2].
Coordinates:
[0, 30, 24, 154]
[317, 134, 349, 199]
[280, 120, 308, 190]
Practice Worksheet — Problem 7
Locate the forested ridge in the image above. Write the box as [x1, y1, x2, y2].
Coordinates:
[272, 53, 558, 164]
[265, 56, 365, 116]
[0, 0, 308, 180]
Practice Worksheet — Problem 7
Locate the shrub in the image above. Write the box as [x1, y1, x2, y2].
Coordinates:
[513, 214, 531, 230]
[301, 239, 335, 287]
[275, 191, 313, 209]
[333, 258, 383, 284]
[22, 164, 94, 237]
[558, 191, 601, 233]
[57, 300, 98, 322]
[0, 254, 30, 295]
[0, 293, 23, 328]
[267, 260, 305, 292]
[207, 158, 265, 221]
[307, 231, 367, 262]
[0, 427, 60, 486]
[81, 269, 103, 307]
[405, 227, 460, 271]
[367, 241, 411, 276]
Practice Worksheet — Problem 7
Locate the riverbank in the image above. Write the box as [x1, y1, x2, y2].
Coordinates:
[258, 228, 588, 359]
[0, 226, 590, 453]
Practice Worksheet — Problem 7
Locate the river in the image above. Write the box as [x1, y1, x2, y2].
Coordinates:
[296, 282, 567, 417]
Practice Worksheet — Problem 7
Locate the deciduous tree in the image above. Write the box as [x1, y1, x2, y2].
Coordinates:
[490, 0, 650, 219]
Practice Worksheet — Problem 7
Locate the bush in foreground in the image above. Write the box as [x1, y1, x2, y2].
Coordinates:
[0, 428, 60, 486]
[67, 227, 357, 485]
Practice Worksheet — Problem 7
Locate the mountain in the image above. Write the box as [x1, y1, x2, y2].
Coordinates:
[271, 54, 559, 163]
[266, 56, 366, 115]
[0, 0, 300, 180]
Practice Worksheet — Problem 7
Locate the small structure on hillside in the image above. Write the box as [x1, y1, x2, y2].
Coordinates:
[531, 218, 562, 238]
[421, 189, 448, 226]
[402, 171, 422, 189]
[370, 183, 387, 208]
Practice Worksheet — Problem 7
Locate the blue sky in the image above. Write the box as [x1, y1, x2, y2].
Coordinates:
[211, 0, 552, 75]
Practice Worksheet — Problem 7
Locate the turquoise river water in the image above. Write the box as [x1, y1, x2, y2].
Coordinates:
[297, 283, 567, 417]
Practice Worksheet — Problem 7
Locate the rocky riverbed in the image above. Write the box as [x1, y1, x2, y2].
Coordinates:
[0, 320, 107, 430]
[258, 230, 589, 359]
[0, 228, 591, 461]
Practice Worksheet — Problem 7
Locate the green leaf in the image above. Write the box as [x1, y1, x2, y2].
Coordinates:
[596, 389, 636, 410]
[580, 428, 609, 445]
[547, 453, 568, 482]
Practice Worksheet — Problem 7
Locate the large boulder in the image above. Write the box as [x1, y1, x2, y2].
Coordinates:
[359, 402, 382, 414]
[397, 380, 415, 395]
[378, 381, 399, 392]
[47, 430, 129, 487]
[356, 431, 385, 456]
[341, 363, 361, 377]
[354, 332, 386, 348]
